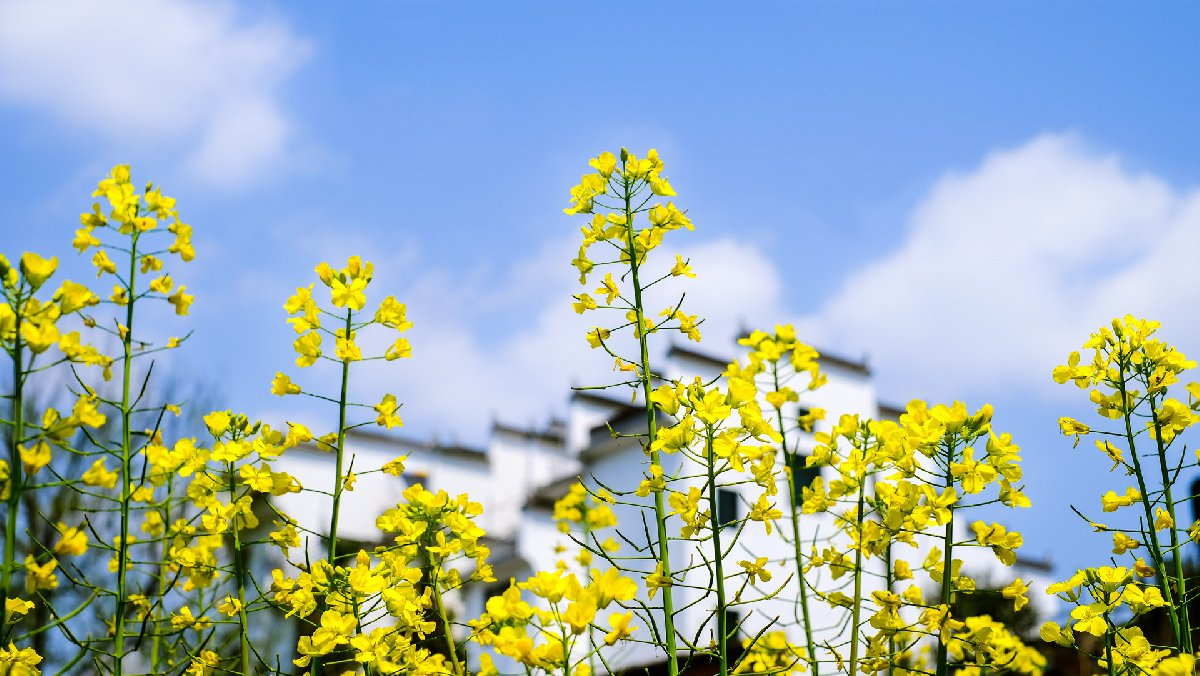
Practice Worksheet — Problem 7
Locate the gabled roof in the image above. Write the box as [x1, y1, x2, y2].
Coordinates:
[878, 402, 906, 421]
[492, 420, 566, 446]
[668, 342, 870, 376]
[524, 474, 580, 511]
[336, 428, 489, 463]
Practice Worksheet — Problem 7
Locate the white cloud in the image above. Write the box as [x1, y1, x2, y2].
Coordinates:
[0, 0, 308, 187]
[346, 236, 785, 443]
[250, 132, 1200, 446]
[799, 133, 1200, 403]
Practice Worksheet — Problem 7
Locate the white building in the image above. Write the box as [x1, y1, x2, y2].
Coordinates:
[275, 339, 1055, 673]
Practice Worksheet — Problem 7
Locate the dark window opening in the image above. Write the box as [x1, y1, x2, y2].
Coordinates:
[789, 453, 821, 504]
[722, 609, 742, 642]
[716, 488, 738, 528]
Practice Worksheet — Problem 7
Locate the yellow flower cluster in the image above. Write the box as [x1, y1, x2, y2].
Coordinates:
[1048, 316, 1200, 667]
[944, 615, 1045, 675]
[27, 153, 1200, 676]
[733, 631, 810, 676]
[566, 149, 697, 352]
[470, 566, 639, 671]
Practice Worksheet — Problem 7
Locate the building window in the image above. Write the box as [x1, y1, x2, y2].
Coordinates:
[715, 488, 738, 528]
[789, 453, 821, 503]
[723, 609, 742, 641]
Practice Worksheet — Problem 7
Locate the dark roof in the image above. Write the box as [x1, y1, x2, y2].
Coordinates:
[1014, 555, 1054, 574]
[480, 535, 519, 567]
[668, 342, 870, 376]
[341, 428, 489, 463]
[878, 402, 906, 420]
[570, 389, 638, 408]
[524, 475, 580, 511]
[492, 420, 566, 445]
[586, 405, 644, 449]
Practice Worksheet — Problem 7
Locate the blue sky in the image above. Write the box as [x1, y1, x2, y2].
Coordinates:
[3, 0, 1200, 585]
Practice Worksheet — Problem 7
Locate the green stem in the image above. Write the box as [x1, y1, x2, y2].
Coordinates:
[1103, 616, 1115, 676]
[432, 570, 464, 676]
[704, 428, 729, 676]
[773, 364, 817, 676]
[934, 439, 956, 676]
[326, 308, 353, 563]
[559, 604, 571, 676]
[885, 542, 895, 676]
[114, 232, 140, 675]
[621, 171, 679, 676]
[0, 302, 25, 642]
[228, 461, 251, 676]
[1150, 396, 1192, 652]
[1115, 376, 1181, 643]
[313, 308, 354, 676]
[149, 474, 173, 673]
[848, 467, 867, 676]
[582, 509, 595, 676]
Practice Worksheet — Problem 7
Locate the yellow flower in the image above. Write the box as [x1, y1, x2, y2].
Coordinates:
[167, 286, 193, 315]
[331, 276, 367, 311]
[53, 522, 88, 557]
[385, 337, 412, 360]
[203, 410, 232, 437]
[519, 570, 572, 603]
[18, 441, 51, 475]
[1001, 578, 1029, 611]
[381, 456, 407, 476]
[645, 562, 672, 599]
[562, 598, 598, 634]
[605, 612, 637, 645]
[20, 320, 60, 354]
[738, 557, 773, 583]
[949, 447, 997, 494]
[669, 254, 695, 278]
[1069, 602, 1108, 637]
[478, 654, 499, 676]
[691, 388, 732, 425]
[171, 605, 212, 631]
[19, 253, 58, 290]
[148, 274, 173, 294]
[594, 273, 620, 304]
[217, 596, 243, 617]
[284, 422, 313, 448]
[1112, 532, 1140, 555]
[374, 394, 403, 429]
[1101, 487, 1140, 512]
[334, 330, 361, 362]
[748, 494, 782, 534]
[0, 642, 41, 672]
[374, 296, 413, 330]
[169, 222, 195, 261]
[5, 597, 34, 623]
[585, 327, 610, 349]
[588, 152, 617, 177]
[293, 331, 322, 367]
[271, 372, 301, 396]
[1154, 507, 1174, 531]
[572, 293, 597, 314]
[186, 650, 220, 676]
[23, 556, 58, 592]
[54, 280, 98, 314]
[81, 459, 118, 489]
